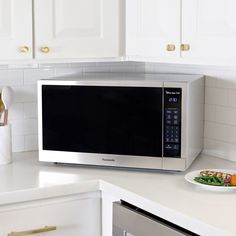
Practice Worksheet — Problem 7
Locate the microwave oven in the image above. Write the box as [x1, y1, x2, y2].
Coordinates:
[38, 73, 204, 171]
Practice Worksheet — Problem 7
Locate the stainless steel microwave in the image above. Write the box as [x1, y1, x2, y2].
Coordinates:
[38, 73, 204, 171]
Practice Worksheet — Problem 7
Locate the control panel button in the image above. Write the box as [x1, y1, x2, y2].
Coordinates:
[165, 144, 179, 150]
[173, 110, 179, 115]
[164, 144, 180, 157]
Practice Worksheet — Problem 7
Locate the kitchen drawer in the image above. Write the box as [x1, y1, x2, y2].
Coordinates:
[0, 191, 101, 236]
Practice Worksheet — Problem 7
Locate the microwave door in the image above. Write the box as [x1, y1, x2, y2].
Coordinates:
[42, 85, 163, 160]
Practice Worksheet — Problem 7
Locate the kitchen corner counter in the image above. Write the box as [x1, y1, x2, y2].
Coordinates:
[1, 152, 236, 236]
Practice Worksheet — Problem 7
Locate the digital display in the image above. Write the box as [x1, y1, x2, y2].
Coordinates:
[168, 97, 178, 103]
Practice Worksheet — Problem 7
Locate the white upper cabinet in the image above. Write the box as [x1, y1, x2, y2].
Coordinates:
[1, 0, 236, 64]
[126, 0, 181, 58]
[34, 0, 122, 59]
[182, 0, 236, 61]
[127, 0, 236, 64]
[0, 0, 32, 60]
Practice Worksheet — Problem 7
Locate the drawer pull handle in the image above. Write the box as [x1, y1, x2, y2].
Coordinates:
[8, 226, 57, 236]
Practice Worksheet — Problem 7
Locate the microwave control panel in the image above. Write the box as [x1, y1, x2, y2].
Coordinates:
[163, 88, 181, 158]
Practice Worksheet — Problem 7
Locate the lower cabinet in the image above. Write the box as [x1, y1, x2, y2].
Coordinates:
[0, 191, 101, 236]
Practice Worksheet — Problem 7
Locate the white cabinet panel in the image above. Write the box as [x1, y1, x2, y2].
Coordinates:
[34, 0, 122, 59]
[182, 0, 236, 61]
[54, 0, 101, 38]
[102, 192, 119, 236]
[0, 0, 32, 60]
[126, 0, 181, 58]
[0, 192, 101, 236]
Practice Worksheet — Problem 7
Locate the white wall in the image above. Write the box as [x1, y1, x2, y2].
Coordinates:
[0, 62, 145, 152]
[146, 62, 236, 162]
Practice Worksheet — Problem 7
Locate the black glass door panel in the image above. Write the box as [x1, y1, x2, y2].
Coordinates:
[42, 85, 163, 157]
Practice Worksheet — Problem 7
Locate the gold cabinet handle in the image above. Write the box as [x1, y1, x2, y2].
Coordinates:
[19, 46, 29, 53]
[40, 47, 50, 53]
[166, 44, 176, 51]
[8, 226, 57, 236]
[181, 44, 190, 51]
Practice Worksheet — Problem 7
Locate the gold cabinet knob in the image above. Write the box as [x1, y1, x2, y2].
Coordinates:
[40, 47, 50, 53]
[181, 44, 190, 51]
[19, 46, 29, 53]
[166, 44, 176, 51]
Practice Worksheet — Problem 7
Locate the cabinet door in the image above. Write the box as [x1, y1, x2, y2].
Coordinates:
[126, 0, 181, 58]
[0, 0, 32, 60]
[34, 0, 122, 59]
[0, 192, 101, 236]
[182, 0, 236, 61]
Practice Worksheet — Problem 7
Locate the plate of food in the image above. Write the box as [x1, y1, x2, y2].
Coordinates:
[185, 169, 236, 191]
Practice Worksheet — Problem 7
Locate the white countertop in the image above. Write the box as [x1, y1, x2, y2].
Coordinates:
[0, 152, 236, 236]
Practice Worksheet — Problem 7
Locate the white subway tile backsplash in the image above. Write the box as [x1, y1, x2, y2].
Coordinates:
[0, 65, 9, 69]
[55, 67, 83, 77]
[215, 106, 236, 126]
[135, 64, 146, 72]
[23, 102, 38, 119]
[82, 65, 111, 73]
[25, 135, 38, 151]
[111, 65, 137, 72]
[0, 70, 23, 86]
[204, 121, 227, 142]
[13, 85, 37, 103]
[70, 62, 97, 68]
[205, 87, 228, 106]
[215, 79, 236, 89]
[8, 103, 24, 121]
[205, 76, 216, 88]
[145, 63, 156, 73]
[24, 68, 55, 84]
[203, 138, 236, 161]
[11, 119, 38, 136]
[12, 135, 25, 152]
[225, 126, 236, 144]
[38, 63, 71, 68]
[8, 63, 38, 69]
[227, 89, 236, 108]
[204, 104, 215, 122]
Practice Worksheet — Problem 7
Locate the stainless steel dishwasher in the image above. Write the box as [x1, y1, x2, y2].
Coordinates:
[113, 201, 199, 236]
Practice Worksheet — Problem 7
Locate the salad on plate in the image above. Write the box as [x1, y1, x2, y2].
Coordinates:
[194, 170, 236, 187]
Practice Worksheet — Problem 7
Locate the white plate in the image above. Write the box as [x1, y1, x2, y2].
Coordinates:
[185, 169, 236, 191]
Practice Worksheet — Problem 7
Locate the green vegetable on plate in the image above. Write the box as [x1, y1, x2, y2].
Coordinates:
[194, 176, 231, 187]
